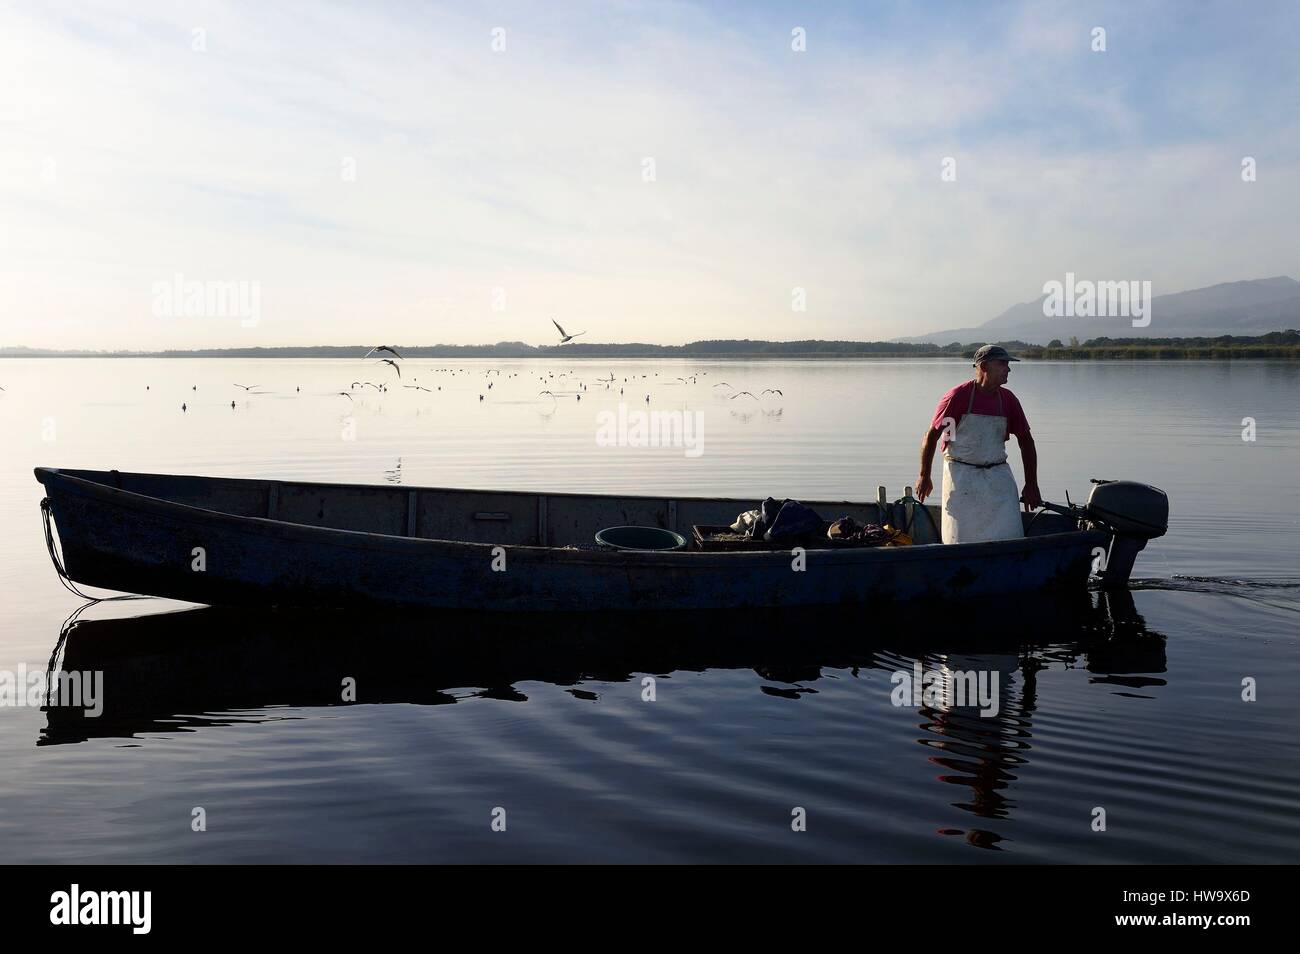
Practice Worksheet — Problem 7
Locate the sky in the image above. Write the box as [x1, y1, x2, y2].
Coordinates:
[1, 0, 1298, 349]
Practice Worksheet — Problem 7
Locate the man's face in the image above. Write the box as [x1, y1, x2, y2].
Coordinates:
[978, 359, 1010, 385]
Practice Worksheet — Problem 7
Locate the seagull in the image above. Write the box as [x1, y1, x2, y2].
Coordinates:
[761, 388, 784, 396]
[552, 318, 585, 344]
[364, 345, 403, 360]
[539, 390, 556, 400]
[233, 383, 258, 391]
[712, 382, 733, 390]
[377, 359, 402, 379]
[730, 391, 759, 401]
[336, 392, 354, 402]
[403, 385, 431, 392]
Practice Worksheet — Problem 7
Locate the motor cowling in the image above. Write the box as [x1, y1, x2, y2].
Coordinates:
[1084, 480, 1169, 588]
[1086, 480, 1169, 539]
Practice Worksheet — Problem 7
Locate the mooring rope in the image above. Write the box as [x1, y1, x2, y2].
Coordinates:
[40, 497, 146, 605]
[40, 497, 148, 707]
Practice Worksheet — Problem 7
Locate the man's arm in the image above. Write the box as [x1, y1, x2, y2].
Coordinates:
[916, 426, 943, 502]
[1016, 432, 1041, 508]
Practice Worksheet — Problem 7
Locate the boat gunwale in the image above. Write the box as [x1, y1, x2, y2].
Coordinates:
[35, 466, 1109, 568]
[38, 465, 906, 511]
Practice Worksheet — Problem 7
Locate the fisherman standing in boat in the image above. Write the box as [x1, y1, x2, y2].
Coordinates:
[915, 344, 1041, 544]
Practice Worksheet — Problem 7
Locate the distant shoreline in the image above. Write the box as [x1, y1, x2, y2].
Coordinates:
[0, 350, 1294, 358]
[2, 331, 1297, 360]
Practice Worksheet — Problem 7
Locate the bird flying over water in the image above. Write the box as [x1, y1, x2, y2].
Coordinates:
[761, 388, 783, 396]
[233, 383, 258, 391]
[403, 385, 431, 392]
[552, 318, 585, 343]
[377, 359, 402, 378]
[336, 392, 354, 401]
[364, 345, 403, 360]
[730, 391, 759, 401]
[712, 382, 733, 390]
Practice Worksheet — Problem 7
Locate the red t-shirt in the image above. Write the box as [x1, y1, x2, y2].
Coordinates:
[931, 380, 1030, 448]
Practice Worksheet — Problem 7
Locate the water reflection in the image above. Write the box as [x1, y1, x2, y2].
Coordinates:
[915, 590, 1165, 847]
[40, 591, 1165, 848]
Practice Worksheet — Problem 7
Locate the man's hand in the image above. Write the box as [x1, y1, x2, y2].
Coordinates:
[1020, 482, 1042, 510]
[915, 474, 934, 502]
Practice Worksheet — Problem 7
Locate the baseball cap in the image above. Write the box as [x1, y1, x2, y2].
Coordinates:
[971, 344, 1020, 366]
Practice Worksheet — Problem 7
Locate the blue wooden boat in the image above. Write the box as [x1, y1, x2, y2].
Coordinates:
[34, 467, 1167, 612]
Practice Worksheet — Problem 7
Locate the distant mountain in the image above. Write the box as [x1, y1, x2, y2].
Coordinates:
[901, 276, 1300, 345]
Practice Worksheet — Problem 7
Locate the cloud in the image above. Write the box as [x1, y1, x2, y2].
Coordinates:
[1, 0, 1297, 348]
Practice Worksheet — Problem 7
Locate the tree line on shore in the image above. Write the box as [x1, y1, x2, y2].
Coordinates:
[4, 330, 1297, 359]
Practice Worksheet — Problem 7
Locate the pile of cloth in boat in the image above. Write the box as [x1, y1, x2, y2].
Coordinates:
[730, 498, 911, 547]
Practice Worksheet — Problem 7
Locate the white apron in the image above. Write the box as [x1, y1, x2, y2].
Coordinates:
[941, 384, 1024, 544]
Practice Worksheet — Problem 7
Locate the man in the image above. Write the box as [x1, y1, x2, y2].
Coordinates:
[915, 344, 1042, 544]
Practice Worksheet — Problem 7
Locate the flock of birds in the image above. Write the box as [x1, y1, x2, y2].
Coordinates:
[154, 351, 786, 418]
[10, 321, 785, 417]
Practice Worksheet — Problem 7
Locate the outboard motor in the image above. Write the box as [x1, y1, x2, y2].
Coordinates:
[1085, 480, 1169, 588]
[1038, 479, 1169, 588]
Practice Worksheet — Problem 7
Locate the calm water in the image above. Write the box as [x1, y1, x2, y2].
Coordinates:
[1, 357, 1298, 862]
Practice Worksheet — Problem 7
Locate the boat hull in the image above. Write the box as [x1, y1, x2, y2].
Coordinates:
[36, 468, 1108, 612]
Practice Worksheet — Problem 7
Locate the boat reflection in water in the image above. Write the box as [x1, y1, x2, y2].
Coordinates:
[41, 590, 1166, 849]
